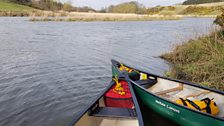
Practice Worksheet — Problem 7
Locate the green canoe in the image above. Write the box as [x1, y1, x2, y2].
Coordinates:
[111, 59, 224, 126]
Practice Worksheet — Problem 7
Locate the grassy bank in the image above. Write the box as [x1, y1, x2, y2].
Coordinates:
[29, 13, 182, 22]
[0, 0, 33, 11]
[0, 0, 36, 16]
[149, 2, 224, 16]
[161, 30, 224, 91]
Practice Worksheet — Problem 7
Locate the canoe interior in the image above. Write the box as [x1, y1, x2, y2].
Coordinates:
[139, 76, 224, 118]
[111, 59, 224, 118]
[74, 97, 139, 126]
[74, 113, 138, 126]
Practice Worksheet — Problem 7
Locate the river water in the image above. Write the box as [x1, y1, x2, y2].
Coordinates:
[0, 17, 215, 126]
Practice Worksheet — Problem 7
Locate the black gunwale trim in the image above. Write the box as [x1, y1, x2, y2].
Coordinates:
[111, 59, 224, 121]
[131, 80, 224, 121]
[111, 59, 224, 95]
[68, 77, 144, 126]
[124, 73, 144, 126]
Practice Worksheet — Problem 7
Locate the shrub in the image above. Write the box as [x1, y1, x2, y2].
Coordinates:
[214, 9, 224, 28]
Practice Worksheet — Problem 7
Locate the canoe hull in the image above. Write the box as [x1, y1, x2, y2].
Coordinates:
[112, 61, 139, 78]
[132, 83, 224, 126]
[112, 64, 120, 77]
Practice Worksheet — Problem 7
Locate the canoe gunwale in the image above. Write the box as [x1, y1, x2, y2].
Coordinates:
[124, 73, 144, 126]
[130, 80, 224, 121]
[111, 59, 224, 95]
[68, 76, 144, 126]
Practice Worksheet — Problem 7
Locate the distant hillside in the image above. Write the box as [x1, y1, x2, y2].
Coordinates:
[0, 0, 34, 11]
[5, 0, 65, 11]
[147, 2, 224, 16]
[0, 0, 95, 12]
[183, 0, 224, 5]
[100, 1, 224, 16]
[0, 0, 223, 17]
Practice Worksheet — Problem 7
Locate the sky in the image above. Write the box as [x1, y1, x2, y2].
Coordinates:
[61, 0, 186, 10]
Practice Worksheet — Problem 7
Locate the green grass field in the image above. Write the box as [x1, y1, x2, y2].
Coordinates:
[0, 0, 34, 11]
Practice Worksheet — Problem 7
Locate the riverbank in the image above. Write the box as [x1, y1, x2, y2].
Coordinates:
[27, 1, 223, 22]
[0, 0, 223, 21]
[29, 12, 182, 22]
[161, 30, 224, 91]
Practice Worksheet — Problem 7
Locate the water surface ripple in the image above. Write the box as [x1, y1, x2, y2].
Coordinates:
[0, 17, 214, 126]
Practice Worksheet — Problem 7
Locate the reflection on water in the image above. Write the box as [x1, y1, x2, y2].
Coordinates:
[0, 17, 214, 126]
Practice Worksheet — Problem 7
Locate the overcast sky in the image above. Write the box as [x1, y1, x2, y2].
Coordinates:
[61, 0, 186, 10]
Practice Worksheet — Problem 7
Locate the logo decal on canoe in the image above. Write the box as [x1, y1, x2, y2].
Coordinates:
[155, 100, 180, 113]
